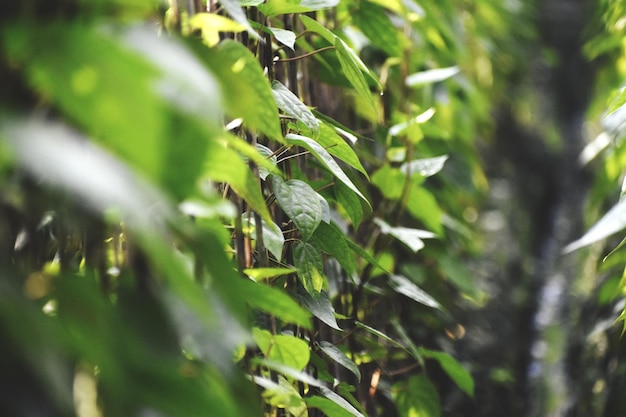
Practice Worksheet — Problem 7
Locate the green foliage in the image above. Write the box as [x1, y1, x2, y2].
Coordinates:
[0, 0, 539, 416]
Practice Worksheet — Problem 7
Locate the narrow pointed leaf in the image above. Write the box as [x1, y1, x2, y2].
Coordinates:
[218, 0, 260, 40]
[335, 38, 378, 115]
[318, 341, 361, 381]
[406, 66, 460, 87]
[374, 218, 436, 253]
[260, 0, 340, 17]
[564, 198, 626, 253]
[352, 1, 403, 57]
[388, 275, 441, 309]
[272, 80, 319, 136]
[297, 291, 342, 331]
[319, 386, 366, 417]
[271, 175, 323, 241]
[286, 134, 370, 207]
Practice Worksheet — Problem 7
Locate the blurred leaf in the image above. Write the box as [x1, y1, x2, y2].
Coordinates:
[563, 198, 626, 253]
[406, 186, 443, 235]
[286, 134, 370, 207]
[371, 164, 406, 200]
[335, 38, 378, 115]
[419, 348, 474, 397]
[393, 375, 441, 417]
[306, 396, 355, 417]
[318, 341, 361, 381]
[189, 13, 246, 46]
[244, 267, 296, 281]
[352, 1, 403, 57]
[272, 81, 320, 136]
[261, 375, 308, 415]
[242, 212, 285, 260]
[260, 0, 339, 16]
[406, 66, 460, 87]
[234, 279, 312, 329]
[272, 175, 323, 241]
[335, 181, 364, 228]
[319, 386, 366, 417]
[268, 27, 296, 51]
[253, 358, 323, 387]
[204, 40, 283, 142]
[253, 328, 311, 371]
[217, 0, 260, 40]
[293, 241, 325, 294]
[388, 274, 441, 309]
[400, 155, 449, 177]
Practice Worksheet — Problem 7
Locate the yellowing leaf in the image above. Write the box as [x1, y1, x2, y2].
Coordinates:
[189, 13, 246, 47]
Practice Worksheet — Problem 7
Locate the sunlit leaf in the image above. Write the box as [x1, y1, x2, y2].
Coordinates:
[272, 175, 323, 241]
[293, 241, 325, 294]
[253, 328, 311, 371]
[306, 396, 354, 417]
[406, 66, 460, 87]
[563, 198, 626, 253]
[217, 0, 260, 40]
[318, 341, 361, 381]
[260, 0, 339, 16]
[252, 358, 323, 387]
[189, 13, 245, 47]
[400, 155, 448, 177]
[272, 80, 320, 136]
[286, 134, 370, 207]
[388, 274, 441, 309]
[244, 267, 296, 281]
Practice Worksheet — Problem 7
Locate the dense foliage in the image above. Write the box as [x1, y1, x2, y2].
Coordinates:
[1, 0, 625, 417]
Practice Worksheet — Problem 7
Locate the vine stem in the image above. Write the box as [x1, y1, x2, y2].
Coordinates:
[275, 46, 335, 62]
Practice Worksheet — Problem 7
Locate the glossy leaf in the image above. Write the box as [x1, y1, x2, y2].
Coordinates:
[293, 241, 325, 294]
[335, 181, 364, 228]
[563, 198, 626, 253]
[253, 328, 311, 371]
[297, 290, 342, 331]
[318, 341, 361, 382]
[272, 80, 320, 136]
[271, 175, 323, 241]
[268, 27, 296, 51]
[311, 221, 357, 275]
[319, 386, 366, 417]
[406, 66, 460, 87]
[286, 134, 370, 207]
[388, 274, 441, 309]
[400, 155, 449, 177]
[374, 218, 436, 253]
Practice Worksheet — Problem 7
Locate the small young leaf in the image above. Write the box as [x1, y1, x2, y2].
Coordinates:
[268, 27, 296, 51]
[388, 274, 441, 309]
[293, 241, 325, 294]
[318, 341, 361, 382]
[271, 175, 323, 241]
[272, 80, 320, 136]
[297, 290, 342, 331]
[563, 198, 626, 253]
[419, 348, 474, 397]
[252, 328, 311, 371]
[285, 134, 370, 208]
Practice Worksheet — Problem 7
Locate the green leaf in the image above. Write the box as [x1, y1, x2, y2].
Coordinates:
[297, 290, 342, 331]
[406, 186, 443, 235]
[205, 40, 283, 142]
[371, 164, 406, 200]
[563, 198, 626, 253]
[271, 175, 323, 241]
[352, 1, 403, 57]
[419, 348, 474, 397]
[374, 218, 436, 253]
[334, 38, 378, 116]
[244, 267, 296, 281]
[293, 241, 325, 294]
[306, 396, 354, 417]
[272, 80, 320, 136]
[393, 375, 441, 417]
[319, 386, 366, 417]
[300, 14, 337, 44]
[388, 275, 441, 309]
[311, 221, 357, 275]
[252, 328, 311, 371]
[268, 27, 297, 51]
[260, 0, 339, 17]
[234, 279, 312, 329]
[261, 375, 308, 416]
[335, 181, 364, 228]
[346, 240, 390, 274]
[253, 358, 324, 387]
[285, 134, 370, 208]
[203, 141, 272, 223]
[242, 212, 285, 260]
[406, 66, 460, 87]
[217, 0, 260, 40]
[318, 341, 361, 382]
[354, 321, 405, 349]
[400, 155, 449, 177]
[223, 134, 278, 180]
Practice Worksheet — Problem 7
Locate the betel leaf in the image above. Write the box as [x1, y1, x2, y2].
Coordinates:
[335, 181, 364, 228]
[400, 155, 449, 177]
[242, 211, 284, 260]
[393, 375, 441, 417]
[374, 218, 436, 253]
[318, 192, 332, 223]
[334, 38, 378, 116]
[234, 279, 311, 329]
[388, 275, 441, 309]
[217, 0, 260, 40]
[271, 175, 322, 241]
[293, 241, 325, 294]
[272, 80, 320, 136]
[204, 40, 283, 142]
[319, 386, 366, 417]
[260, 0, 340, 17]
[352, 0, 403, 57]
[419, 348, 474, 397]
[406, 66, 460, 87]
[285, 134, 370, 208]
[297, 290, 342, 331]
[318, 341, 361, 382]
[267, 27, 296, 51]
[563, 198, 626, 253]
[311, 221, 357, 275]
[252, 328, 311, 371]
